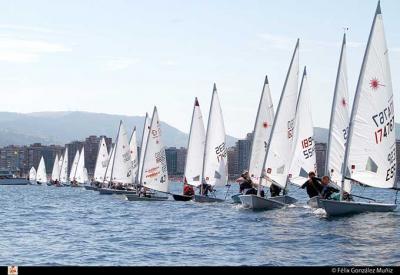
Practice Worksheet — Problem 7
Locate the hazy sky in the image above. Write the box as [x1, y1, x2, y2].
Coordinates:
[0, 0, 399, 138]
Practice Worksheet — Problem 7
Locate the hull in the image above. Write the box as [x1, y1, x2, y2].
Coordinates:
[172, 194, 193, 201]
[0, 178, 30, 185]
[125, 194, 168, 201]
[194, 195, 224, 203]
[307, 196, 321, 208]
[268, 195, 297, 205]
[98, 188, 114, 195]
[320, 199, 397, 217]
[231, 193, 242, 204]
[84, 186, 98, 191]
[98, 188, 136, 195]
[239, 195, 285, 210]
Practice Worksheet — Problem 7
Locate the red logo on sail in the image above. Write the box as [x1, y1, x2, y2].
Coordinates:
[370, 78, 385, 90]
[341, 98, 347, 107]
[263, 122, 269, 128]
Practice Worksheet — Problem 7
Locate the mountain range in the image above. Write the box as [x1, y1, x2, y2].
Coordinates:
[0, 111, 398, 148]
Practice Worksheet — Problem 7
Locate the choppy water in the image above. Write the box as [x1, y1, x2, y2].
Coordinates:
[0, 183, 399, 266]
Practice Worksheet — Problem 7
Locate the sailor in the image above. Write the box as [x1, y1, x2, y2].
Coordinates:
[269, 183, 282, 197]
[236, 171, 256, 195]
[198, 180, 213, 196]
[320, 176, 339, 199]
[183, 178, 194, 196]
[300, 171, 323, 198]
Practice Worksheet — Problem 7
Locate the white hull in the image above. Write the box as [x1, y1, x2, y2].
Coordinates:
[320, 199, 397, 216]
[307, 196, 321, 208]
[268, 195, 297, 205]
[239, 194, 285, 210]
[124, 194, 168, 201]
[194, 194, 224, 203]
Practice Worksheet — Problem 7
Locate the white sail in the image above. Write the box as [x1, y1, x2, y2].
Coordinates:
[140, 107, 169, 193]
[75, 147, 86, 184]
[36, 156, 47, 184]
[202, 84, 227, 187]
[137, 113, 151, 183]
[83, 168, 89, 184]
[288, 67, 317, 187]
[184, 98, 206, 187]
[94, 137, 109, 182]
[110, 121, 132, 184]
[262, 40, 299, 189]
[104, 145, 115, 184]
[29, 167, 36, 181]
[248, 76, 275, 187]
[129, 127, 139, 183]
[326, 34, 351, 193]
[344, 3, 396, 189]
[51, 154, 60, 181]
[59, 148, 69, 183]
[69, 150, 80, 181]
[58, 155, 63, 179]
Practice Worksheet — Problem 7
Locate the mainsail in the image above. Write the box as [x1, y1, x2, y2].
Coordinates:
[129, 127, 139, 183]
[29, 167, 36, 181]
[94, 137, 109, 182]
[59, 148, 69, 183]
[104, 145, 115, 184]
[288, 67, 316, 187]
[326, 33, 351, 193]
[137, 113, 151, 184]
[140, 107, 169, 193]
[343, 2, 396, 189]
[69, 150, 80, 181]
[36, 156, 47, 184]
[248, 76, 275, 187]
[110, 121, 132, 184]
[51, 155, 60, 182]
[202, 84, 227, 187]
[75, 147, 86, 184]
[262, 40, 300, 189]
[184, 98, 206, 187]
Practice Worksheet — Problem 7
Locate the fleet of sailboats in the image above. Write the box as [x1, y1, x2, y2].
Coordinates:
[16, 1, 397, 218]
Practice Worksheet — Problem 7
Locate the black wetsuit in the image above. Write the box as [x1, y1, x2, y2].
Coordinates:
[301, 177, 323, 198]
[270, 184, 282, 197]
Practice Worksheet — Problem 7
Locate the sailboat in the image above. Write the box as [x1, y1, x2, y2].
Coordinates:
[240, 39, 299, 210]
[86, 137, 109, 191]
[36, 156, 47, 185]
[125, 107, 170, 201]
[320, 1, 398, 216]
[99, 121, 134, 195]
[135, 113, 151, 186]
[69, 149, 80, 184]
[309, 33, 351, 209]
[129, 126, 139, 186]
[287, 67, 317, 193]
[232, 75, 275, 203]
[29, 167, 37, 184]
[59, 147, 69, 186]
[51, 154, 60, 184]
[58, 155, 63, 180]
[194, 84, 228, 203]
[172, 97, 206, 201]
[72, 147, 86, 187]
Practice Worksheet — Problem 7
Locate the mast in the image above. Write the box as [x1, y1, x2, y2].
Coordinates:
[110, 120, 122, 185]
[326, 32, 346, 191]
[259, 39, 299, 194]
[252, 75, 269, 196]
[135, 113, 149, 185]
[340, 2, 381, 201]
[139, 107, 156, 187]
[183, 98, 198, 181]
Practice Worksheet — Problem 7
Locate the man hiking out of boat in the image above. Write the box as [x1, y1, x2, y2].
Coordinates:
[198, 180, 213, 196]
[183, 178, 195, 196]
[236, 171, 257, 195]
[269, 183, 282, 197]
[300, 171, 323, 198]
[320, 176, 339, 200]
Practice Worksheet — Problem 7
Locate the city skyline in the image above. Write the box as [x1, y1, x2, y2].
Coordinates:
[0, 0, 398, 138]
